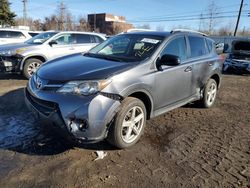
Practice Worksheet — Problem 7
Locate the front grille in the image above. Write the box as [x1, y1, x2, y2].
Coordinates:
[26, 89, 58, 116]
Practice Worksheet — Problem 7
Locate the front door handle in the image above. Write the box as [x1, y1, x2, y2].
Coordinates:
[184, 66, 192, 72]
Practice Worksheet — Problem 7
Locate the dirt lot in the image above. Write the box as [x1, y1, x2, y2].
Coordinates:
[0, 74, 250, 188]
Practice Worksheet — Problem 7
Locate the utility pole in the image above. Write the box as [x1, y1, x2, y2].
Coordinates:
[234, 0, 244, 36]
[59, 2, 66, 31]
[22, 0, 28, 26]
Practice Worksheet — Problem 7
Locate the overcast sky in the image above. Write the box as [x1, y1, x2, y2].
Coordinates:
[9, 0, 250, 31]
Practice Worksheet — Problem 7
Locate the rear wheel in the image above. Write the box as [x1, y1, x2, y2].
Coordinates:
[23, 58, 42, 79]
[200, 79, 217, 108]
[107, 97, 146, 148]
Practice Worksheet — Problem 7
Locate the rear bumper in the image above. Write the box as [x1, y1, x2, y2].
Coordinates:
[25, 78, 121, 143]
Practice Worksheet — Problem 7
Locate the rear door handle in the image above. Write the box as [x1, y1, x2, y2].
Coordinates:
[209, 62, 214, 66]
[184, 66, 192, 72]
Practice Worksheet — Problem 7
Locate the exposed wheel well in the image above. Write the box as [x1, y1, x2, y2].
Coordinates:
[210, 74, 220, 88]
[129, 92, 152, 120]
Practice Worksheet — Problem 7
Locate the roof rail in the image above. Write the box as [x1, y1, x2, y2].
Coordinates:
[171, 29, 208, 36]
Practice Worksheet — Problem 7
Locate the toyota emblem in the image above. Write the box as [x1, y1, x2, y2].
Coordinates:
[36, 78, 43, 90]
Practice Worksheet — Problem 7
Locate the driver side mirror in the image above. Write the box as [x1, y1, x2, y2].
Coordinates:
[159, 54, 181, 66]
[49, 40, 58, 47]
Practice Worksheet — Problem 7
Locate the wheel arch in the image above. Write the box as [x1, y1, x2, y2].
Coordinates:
[127, 91, 153, 120]
[210, 73, 221, 88]
[20, 55, 47, 71]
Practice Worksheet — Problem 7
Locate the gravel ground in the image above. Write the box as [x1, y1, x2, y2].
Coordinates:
[0, 74, 250, 188]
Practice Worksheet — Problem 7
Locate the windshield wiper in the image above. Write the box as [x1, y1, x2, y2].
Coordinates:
[83, 53, 122, 62]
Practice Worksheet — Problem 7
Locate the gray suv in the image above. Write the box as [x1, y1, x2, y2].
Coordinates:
[25, 30, 222, 148]
[0, 31, 106, 78]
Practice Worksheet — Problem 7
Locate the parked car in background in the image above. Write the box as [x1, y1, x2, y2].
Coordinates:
[0, 28, 40, 45]
[0, 31, 106, 78]
[223, 40, 250, 74]
[25, 30, 222, 148]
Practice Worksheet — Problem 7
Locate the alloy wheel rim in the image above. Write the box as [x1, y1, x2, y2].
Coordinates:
[27, 62, 41, 76]
[121, 106, 144, 144]
[206, 83, 217, 106]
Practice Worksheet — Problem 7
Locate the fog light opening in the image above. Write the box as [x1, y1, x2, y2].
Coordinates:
[69, 118, 88, 132]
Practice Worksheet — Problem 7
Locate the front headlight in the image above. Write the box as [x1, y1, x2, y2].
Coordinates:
[57, 80, 111, 95]
[0, 48, 26, 56]
[0, 50, 16, 56]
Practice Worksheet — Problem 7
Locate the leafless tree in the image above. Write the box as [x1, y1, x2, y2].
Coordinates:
[76, 15, 92, 31]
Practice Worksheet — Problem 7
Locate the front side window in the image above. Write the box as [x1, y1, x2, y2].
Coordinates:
[87, 34, 163, 62]
[54, 34, 72, 45]
[189, 36, 208, 58]
[161, 37, 187, 62]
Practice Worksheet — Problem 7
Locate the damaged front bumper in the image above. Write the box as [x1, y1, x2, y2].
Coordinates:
[0, 55, 23, 73]
[223, 59, 250, 74]
[25, 78, 121, 143]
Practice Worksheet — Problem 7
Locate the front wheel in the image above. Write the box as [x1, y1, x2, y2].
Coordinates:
[107, 97, 146, 149]
[200, 79, 218, 108]
[23, 58, 42, 79]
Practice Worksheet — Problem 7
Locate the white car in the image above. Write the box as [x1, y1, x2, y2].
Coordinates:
[0, 31, 106, 78]
[0, 28, 40, 45]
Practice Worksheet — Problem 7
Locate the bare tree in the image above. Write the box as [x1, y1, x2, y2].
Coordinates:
[76, 15, 91, 31]
[42, 15, 58, 30]
[207, 0, 219, 34]
[217, 21, 234, 36]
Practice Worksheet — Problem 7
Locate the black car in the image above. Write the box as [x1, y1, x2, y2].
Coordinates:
[223, 40, 250, 74]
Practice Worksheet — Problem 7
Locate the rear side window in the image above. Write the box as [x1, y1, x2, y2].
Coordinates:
[0, 31, 25, 38]
[0, 31, 7, 38]
[188, 36, 208, 58]
[206, 39, 214, 53]
[73, 34, 91, 44]
[161, 36, 187, 61]
[8, 31, 25, 38]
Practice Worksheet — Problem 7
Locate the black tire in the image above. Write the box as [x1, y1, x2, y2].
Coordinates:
[200, 79, 217, 108]
[107, 97, 147, 149]
[23, 58, 43, 79]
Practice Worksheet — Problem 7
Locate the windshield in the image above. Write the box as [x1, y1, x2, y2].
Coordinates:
[25, 32, 57, 44]
[88, 34, 164, 62]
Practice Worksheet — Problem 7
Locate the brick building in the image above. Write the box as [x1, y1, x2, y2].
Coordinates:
[88, 13, 133, 35]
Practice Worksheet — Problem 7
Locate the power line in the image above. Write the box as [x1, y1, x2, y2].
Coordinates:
[129, 3, 248, 21]
[128, 10, 249, 22]
[129, 14, 248, 23]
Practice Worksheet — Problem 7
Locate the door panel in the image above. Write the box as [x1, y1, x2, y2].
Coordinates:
[154, 64, 192, 110]
[48, 34, 75, 59]
[153, 35, 193, 110]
